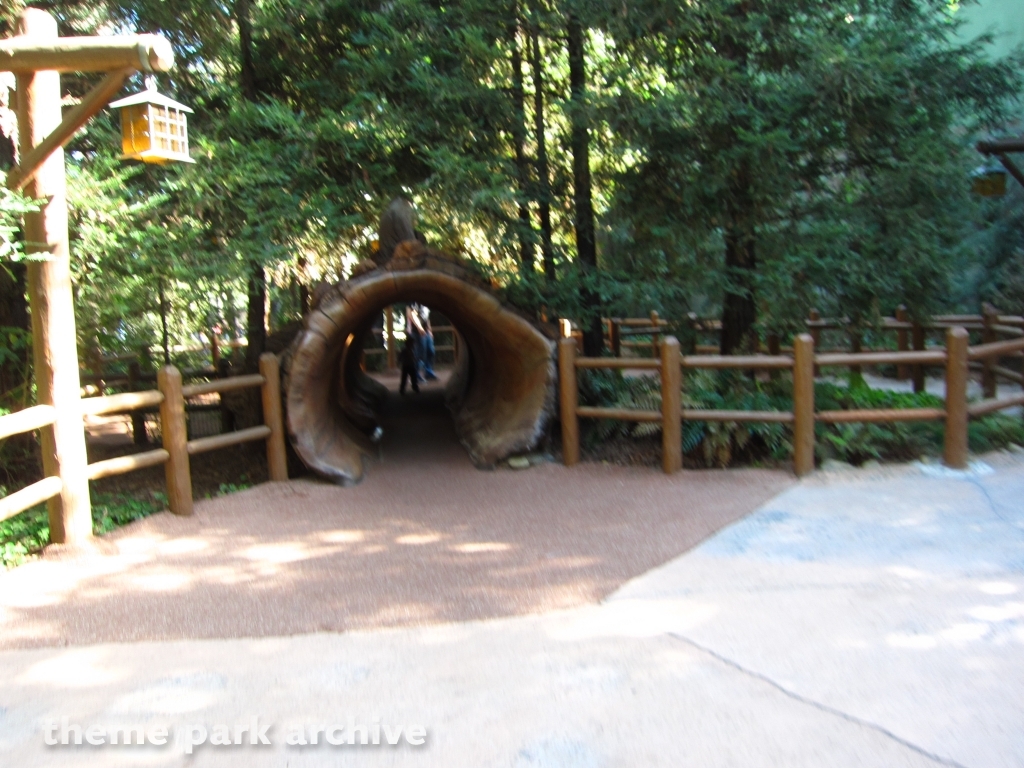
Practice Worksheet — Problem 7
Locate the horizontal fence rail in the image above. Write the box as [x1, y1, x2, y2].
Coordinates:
[560, 323, 1017, 476]
[0, 353, 289, 529]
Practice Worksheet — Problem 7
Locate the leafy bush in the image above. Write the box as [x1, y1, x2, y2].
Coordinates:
[0, 492, 164, 569]
[814, 380, 945, 465]
[577, 368, 790, 467]
[574, 368, 1024, 468]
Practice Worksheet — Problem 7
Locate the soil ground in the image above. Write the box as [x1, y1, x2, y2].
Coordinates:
[0, 368, 793, 649]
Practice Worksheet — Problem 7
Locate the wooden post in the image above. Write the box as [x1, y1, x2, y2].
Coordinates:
[128, 361, 148, 446]
[808, 309, 821, 376]
[15, 9, 92, 544]
[259, 353, 288, 481]
[661, 336, 681, 474]
[793, 334, 815, 477]
[610, 319, 621, 357]
[912, 321, 926, 393]
[650, 310, 660, 358]
[157, 365, 192, 515]
[385, 306, 397, 371]
[895, 305, 910, 380]
[943, 327, 969, 470]
[210, 330, 220, 370]
[981, 303, 997, 399]
[558, 337, 579, 466]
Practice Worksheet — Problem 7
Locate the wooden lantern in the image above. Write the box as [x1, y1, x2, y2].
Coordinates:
[109, 76, 194, 164]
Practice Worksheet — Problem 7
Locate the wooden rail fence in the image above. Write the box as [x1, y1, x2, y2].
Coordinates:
[0, 353, 288, 526]
[604, 305, 1024, 396]
[560, 328, 1024, 476]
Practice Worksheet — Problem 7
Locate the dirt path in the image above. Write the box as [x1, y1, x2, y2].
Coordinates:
[0, 371, 795, 649]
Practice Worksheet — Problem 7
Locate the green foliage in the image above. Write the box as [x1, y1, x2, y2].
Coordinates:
[814, 386, 943, 464]
[969, 414, 1024, 454]
[0, 175, 39, 261]
[212, 480, 253, 498]
[0, 492, 163, 569]
[577, 368, 791, 467]
[575, 370, 1024, 468]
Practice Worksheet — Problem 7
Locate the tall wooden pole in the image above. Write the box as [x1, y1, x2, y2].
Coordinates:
[157, 365, 193, 516]
[259, 353, 288, 481]
[558, 337, 579, 466]
[660, 336, 681, 474]
[943, 327, 969, 470]
[792, 334, 816, 477]
[15, 9, 92, 544]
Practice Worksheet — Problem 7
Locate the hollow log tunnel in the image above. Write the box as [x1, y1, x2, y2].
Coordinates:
[283, 242, 558, 485]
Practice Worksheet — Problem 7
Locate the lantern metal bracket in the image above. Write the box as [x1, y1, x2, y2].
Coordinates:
[977, 139, 1024, 190]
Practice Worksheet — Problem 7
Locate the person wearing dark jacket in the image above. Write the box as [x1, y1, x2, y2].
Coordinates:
[399, 339, 420, 395]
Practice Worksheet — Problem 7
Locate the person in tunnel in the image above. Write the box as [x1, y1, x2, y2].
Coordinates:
[405, 302, 425, 383]
[399, 338, 420, 395]
[417, 303, 438, 381]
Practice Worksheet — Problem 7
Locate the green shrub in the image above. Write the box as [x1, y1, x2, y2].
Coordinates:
[0, 492, 164, 569]
[574, 368, 1024, 467]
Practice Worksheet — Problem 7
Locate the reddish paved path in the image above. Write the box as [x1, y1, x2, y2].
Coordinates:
[0, 373, 794, 649]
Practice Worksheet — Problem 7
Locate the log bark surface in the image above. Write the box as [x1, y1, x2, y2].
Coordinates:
[284, 242, 557, 484]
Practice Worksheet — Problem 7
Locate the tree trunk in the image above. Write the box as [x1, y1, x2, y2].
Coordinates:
[236, 0, 258, 102]
[236, 0, 267, 372]
[245, 261, 267, 372]
[158, 277, 171, 365]
[719, 230, 757, 355]
[510, 6, 534, 273]
[528, 14, 554, 282]
[567, 12, 602, 356]
[716, 6, 758, 355]
[0, 262, 29, 394]
[0, 130, 14, 170]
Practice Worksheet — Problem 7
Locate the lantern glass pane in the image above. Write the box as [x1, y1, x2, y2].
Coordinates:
[147, 104, 189, 158]
[120, 104, 152, 157]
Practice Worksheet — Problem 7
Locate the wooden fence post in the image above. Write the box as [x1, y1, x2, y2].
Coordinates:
[650, 310, 660, 358]
[15, 9, 92, 544]
[944, 327, 969, 470]
[210, 331, 220, 370]
[895, 306, 910, 381]
[610, 319, 621, 357]
[911, 320, 926, 393]
[661, 336, 682, 474]
[158, 365, 193, 516]
[386, 306, 397, 371]
[793, 334, 816, 477]
[558, 337, 579, 466]
[808, 309, 821, 376]
[259, 353, 288, 481]
[981, 303, 997, 399]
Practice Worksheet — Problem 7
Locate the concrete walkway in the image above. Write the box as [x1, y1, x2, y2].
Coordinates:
[2, 451, 1022, 766]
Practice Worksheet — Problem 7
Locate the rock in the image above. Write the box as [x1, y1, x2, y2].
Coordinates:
[1008, 443, 1024, 455]
[507, 456, 531, 470]
[861, 459, 881, 469]
[821, 459, 855, 472]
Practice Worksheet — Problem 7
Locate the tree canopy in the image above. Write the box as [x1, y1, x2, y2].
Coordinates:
[0, 0, 1021, 368]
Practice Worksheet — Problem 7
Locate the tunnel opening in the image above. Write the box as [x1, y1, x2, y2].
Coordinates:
[283, 243, 558, 485]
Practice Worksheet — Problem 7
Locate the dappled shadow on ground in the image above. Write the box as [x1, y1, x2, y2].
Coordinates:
[0, 373, 793, 649]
